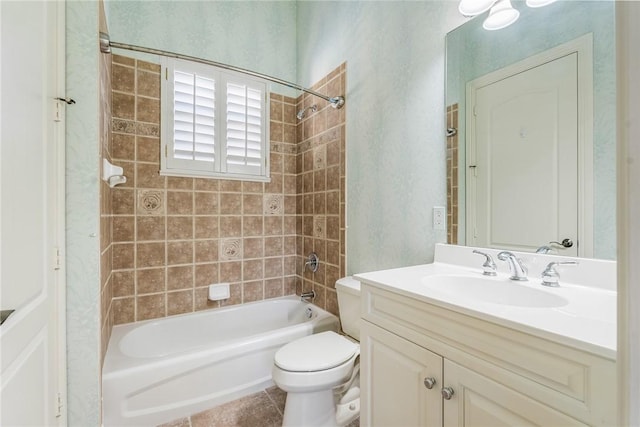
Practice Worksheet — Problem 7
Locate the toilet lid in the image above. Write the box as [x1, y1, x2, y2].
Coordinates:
[274, 331, 359, 372]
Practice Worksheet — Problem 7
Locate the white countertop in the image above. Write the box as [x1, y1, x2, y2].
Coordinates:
[354, 245, 617, 360]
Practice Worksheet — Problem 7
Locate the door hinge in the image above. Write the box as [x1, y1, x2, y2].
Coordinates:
[53, 247, 61, 271]
[165, 145, 168, 158]
[54, 101, 62, 122]
[165, 68, 168, 80]
[473, 105, 477, 116]
[55, 393, 63, 418]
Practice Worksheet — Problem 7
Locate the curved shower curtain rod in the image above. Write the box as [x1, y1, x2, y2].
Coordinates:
[99, 32, 345, 109]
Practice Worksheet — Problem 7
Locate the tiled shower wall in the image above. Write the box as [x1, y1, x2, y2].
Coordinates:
[99, 33, 113, 362]
[446, 103, 458, 245]
[106, 56, 349, 324]
[296, 64, 346, 313]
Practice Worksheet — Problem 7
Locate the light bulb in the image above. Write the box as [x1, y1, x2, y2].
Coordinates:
[458, 0, 496, 17]
[483, 0, 520, 31]
[526, 0, 557, 8]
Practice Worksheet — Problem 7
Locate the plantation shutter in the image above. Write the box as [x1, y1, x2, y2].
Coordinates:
[161, 58, 269, 181]
[224, 78, 266, 176]
[166, 64, 217, 172]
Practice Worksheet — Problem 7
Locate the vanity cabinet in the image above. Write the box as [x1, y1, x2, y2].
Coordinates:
[360, 284, 616, 427]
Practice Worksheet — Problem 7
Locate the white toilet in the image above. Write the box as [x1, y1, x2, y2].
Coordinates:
[272, 277, 361, 427]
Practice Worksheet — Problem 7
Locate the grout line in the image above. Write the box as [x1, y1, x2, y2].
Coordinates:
[263, 389, 285, 418]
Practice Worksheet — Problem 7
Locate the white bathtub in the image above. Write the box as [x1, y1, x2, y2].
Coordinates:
[102, 296, 339, 427]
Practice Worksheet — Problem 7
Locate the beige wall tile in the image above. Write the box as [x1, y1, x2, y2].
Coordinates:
[137, 268, 165, 294]
[112, 64, 135, 93]
[137, 242, 166, 267]
[167, 216, 193, 240]
[195, 240, 218, 263]
[113, 297, 135, 325]
[195, 263, 219, 287]
[137, 97, 160, 124]
[113, 243, 134, 270]
[167, 191, 194, 215]
[195, 192, 219, 215]
[243, 281, 263, 302]
[136, 162, 164, 189]
[137, 136, 160, 163]
[167, 290, 193, 316]
[220, 261, 241, 282]
[112, 133, 135, 160]
[167, 241, 193, 265]
[137, 70, 160, 98]
[113, 216, 135, 242]
[194, 216, 218, 239]
[113, 270, 135, 297]
[220, 216, 243, 237]
[113, 92, 135, 120]
[137, 216, 166, 241]
[137, 293, 165, 320]
[112, 189, 135, 214]
[167, 265, 194, 290]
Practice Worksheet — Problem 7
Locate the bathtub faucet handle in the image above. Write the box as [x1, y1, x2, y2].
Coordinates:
[300, 290, 315, 301]
[304, 252, 319, 273]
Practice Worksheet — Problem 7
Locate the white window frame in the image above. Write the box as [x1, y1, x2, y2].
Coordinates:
[161, 57, 270, 182]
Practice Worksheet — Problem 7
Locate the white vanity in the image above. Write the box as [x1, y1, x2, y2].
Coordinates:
[354, 244, 616, 426]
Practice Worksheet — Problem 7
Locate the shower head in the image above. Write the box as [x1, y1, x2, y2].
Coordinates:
[296, 104, 318, 120]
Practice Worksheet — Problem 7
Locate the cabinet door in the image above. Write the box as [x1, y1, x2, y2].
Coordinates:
[361, 321, 443, 427]
[443, 360, 587, 427]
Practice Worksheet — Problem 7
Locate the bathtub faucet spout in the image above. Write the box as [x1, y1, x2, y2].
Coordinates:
[300, 290, 315, 301]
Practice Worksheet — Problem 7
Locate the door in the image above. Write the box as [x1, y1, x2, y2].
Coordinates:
[361, 321, 443, 427]
[0, 1, 65, 425]
[443, 360, 586, 426]
[468, 53, 580, 256]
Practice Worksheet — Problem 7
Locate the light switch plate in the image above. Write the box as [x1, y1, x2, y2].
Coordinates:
[433, 206, 446, 230]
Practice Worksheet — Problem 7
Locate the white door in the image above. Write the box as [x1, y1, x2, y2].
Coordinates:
[468, 53, 580, 256]
[0, 1, 65, 425]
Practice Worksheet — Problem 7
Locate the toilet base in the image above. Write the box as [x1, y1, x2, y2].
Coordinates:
[282, 389, 337, 427]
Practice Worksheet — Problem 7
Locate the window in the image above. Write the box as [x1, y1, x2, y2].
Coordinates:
[161, 58, 270, 181]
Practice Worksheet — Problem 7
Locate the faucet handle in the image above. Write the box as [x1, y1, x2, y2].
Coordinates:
[541, 261, 578, 287]
[472, 250, 497, 276]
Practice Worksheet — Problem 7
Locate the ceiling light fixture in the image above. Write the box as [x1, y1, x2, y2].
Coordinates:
[482, 0, 520, 31]
[525, 0, 557, 8]
[458, 0, 496, 17]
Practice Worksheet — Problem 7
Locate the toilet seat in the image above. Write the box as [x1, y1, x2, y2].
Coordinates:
[274, 331, 358, 372]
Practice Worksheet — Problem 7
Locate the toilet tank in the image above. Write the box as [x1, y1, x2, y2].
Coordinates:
[336, 276, 361, 341]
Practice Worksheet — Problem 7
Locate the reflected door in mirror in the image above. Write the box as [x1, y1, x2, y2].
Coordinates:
[468, 53, 578, 256]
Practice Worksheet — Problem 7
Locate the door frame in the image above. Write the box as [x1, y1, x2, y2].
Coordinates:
[53, 1, 68, 423]
[465, 34, 593, 257]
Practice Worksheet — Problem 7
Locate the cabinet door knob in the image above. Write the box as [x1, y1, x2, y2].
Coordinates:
[423, 377, 436, 389]
[441, 387, 455, 400]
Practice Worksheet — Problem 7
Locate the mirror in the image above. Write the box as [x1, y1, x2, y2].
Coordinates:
[445, 0, 615, 260]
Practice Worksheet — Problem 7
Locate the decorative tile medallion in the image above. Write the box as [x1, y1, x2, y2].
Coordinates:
[137, 190, 164, 215]
[263, 194, 283, 215]
[220, 238, 242, 260]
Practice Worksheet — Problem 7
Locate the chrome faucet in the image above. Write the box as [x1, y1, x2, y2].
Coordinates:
[300, 290, 316, 301]
[497, 251, 528, 281]
[541, 261, 578, 287]
[472, 250, 497, 276]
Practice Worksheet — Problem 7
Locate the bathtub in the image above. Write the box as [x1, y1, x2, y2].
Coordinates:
[102, 296, 339, 427]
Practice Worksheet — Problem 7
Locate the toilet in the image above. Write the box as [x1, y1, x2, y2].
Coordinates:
[272, 277, 361, 427]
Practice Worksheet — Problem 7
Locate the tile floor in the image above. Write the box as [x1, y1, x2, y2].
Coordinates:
[158, 386, 359, 427]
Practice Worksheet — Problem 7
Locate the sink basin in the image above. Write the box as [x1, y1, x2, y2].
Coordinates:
[421, 275, 568, 308]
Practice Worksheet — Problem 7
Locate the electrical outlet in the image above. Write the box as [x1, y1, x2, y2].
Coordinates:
[433, 206, 446, 231]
